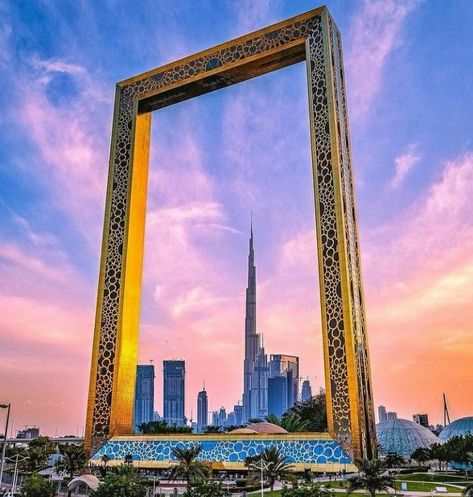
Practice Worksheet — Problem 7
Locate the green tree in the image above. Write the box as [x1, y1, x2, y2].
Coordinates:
[410, 447, 431, 466]
[346, 459, 394, 497]
[183, 481, 230, 497]
[429, 443, 449, 470]
[169, 445, 210, 488]
[29, 436, 55, 454]
[25, 447, 49, 474]
[138, 420, 192, 434]
[25, 436, 56, 474]
[245, 446, 294, 493]
[384, 452, 404, 468]
[266, 413, 310, 432]
[443, 435, 473, 466]
[286, 392, 327, 432]
[203, 426, 223, 434]
[21, 474, 56, 497]
[91, 465, 147, 497]
[58, 444, 87, 479]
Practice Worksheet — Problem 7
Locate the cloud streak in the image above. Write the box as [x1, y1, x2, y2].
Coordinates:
[346, 0, 421, 121]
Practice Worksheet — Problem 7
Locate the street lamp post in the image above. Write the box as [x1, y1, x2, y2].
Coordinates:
[0, 403, 11, 489]
[250, 459, 268, 497]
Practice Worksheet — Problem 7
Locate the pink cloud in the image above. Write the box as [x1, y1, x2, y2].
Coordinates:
[14, 58, 110, 245]
[391, 145, 421, 188]
[363, 152, 473, 419]
[0, 243, 68, 283]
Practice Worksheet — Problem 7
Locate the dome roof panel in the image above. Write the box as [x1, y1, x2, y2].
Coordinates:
[246, 422, 288, 434]
[439, 417, 473, 442]
[376, 419, 439, 458]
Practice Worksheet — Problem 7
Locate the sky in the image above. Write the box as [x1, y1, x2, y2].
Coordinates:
[0, 0, 472, 437]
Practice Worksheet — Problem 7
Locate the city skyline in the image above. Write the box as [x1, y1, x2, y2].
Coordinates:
[1, 0, 473, 436]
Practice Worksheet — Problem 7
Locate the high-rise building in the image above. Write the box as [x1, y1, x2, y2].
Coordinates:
[16, 426, 39, 439]
[233, 404, 243, 426]
[197, 388, 208, 433]
[268, 376, 287, 418]
[301, 379, 312, 402]
[227, 412, 237, 426]
[387, 411, 398, 420]
[163, 360, 185, 426]
[269, 354, 299, 413]
[218, 407, 227, 427]
[133, 365, 155, 432]
[413, 413, 429, 428]
[211, 411, 219, 427]
[378, 405, 387, 422]
[242, 223, 268, 422]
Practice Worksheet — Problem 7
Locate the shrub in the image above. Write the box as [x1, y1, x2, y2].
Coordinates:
[282, 483, 331, 497]
[21, 474, 56, 497]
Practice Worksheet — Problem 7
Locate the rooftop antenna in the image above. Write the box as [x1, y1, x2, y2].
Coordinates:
[443, 393, 451, 426]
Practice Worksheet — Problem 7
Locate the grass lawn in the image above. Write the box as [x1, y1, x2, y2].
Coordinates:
[394, 480, 462, 493]
[395, 473, 472, 485]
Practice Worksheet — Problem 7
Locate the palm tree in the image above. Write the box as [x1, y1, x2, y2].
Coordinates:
[346, 459, 394, 497]
[100, 454, 111, 477]
[266, 414, 310, 432]
[246, 446, 293, 493]
[25, 446, 48, 474]
[170, 445, 209, 488]
[59, 444, 88, 479]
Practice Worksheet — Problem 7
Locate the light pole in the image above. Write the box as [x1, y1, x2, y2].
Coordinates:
[0, 403, 11, 489]
[250, 459, 268, 497]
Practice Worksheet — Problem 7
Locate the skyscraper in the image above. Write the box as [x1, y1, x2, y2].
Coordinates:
[378, 405, 387, 422]
[218, 407, 227, 427]
[163, 360, 185, 426]
[233, 404, 243, 426]
[242, 223, 268, 422]
[133, 365, 155, 432]
[268, 376, 287, 418]
[269, 354, 300, 412]
[413, 414, 429, 428]
[301, 379, 312, 402]
[387, 411, 398, 420]
[197, 387, 208, 433]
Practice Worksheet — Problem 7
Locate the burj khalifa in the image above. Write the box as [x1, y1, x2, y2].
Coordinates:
[241, 223, 268, 422]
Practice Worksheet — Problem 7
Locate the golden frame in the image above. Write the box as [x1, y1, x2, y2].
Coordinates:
[85, 6, 376, 460]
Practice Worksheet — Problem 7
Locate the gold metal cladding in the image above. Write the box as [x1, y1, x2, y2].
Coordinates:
[85, 5, 376, 460]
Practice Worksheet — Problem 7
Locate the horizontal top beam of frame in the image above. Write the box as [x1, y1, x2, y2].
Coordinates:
[117, 6, 326, 113]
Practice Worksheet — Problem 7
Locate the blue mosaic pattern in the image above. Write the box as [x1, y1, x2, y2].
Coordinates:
[91, 437, 351, 465]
